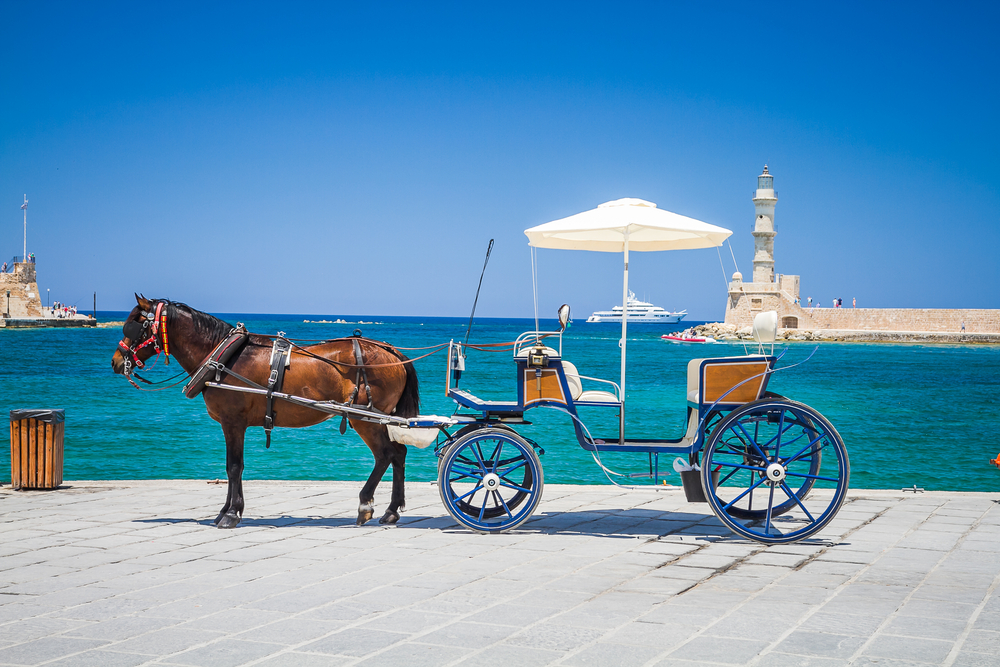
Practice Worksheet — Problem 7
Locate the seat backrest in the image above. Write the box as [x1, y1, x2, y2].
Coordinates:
[514, 345, 558, 358]
[561, 360, 584, 400]
[687, 355, 771, 406]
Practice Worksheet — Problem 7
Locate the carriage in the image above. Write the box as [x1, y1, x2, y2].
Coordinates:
[424, 308, 850, 544]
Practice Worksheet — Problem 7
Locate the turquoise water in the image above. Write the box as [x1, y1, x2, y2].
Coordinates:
[2, 313, 999, 492]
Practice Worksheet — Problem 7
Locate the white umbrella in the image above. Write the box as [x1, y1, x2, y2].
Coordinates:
[525, 198, 732, 438]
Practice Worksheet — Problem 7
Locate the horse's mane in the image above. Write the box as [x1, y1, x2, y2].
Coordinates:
[160, 300, 234, 343]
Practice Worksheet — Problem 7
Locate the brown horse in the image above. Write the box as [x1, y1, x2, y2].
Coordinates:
[111, 295, 419, 529]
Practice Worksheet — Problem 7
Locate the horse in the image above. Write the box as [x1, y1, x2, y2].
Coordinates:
[111, 295, 420, 529]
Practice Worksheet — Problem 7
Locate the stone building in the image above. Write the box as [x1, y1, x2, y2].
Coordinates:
[724, 166, 818, 330]
[721, 166, 1000, 335]
[1, 261, 43, 319]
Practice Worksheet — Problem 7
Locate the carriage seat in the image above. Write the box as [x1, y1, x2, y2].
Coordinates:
[514, 346, 619, 404]
[561, 361, 620, 404]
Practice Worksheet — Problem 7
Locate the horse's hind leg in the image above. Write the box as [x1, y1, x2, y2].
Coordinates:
[216, 423, 247, 529]
[380, 442, 407, 525]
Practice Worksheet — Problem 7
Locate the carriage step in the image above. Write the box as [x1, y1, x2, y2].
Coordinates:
[585, 438, 692, 454]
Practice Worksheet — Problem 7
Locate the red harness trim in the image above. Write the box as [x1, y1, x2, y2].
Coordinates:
[155, 302, 170, 364]
[119, 302, 170, 372]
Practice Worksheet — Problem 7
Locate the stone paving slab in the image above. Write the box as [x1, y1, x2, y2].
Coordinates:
[1, 481, 998, 666]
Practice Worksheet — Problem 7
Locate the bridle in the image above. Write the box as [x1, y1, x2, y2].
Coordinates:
[117, 302, 171, 384]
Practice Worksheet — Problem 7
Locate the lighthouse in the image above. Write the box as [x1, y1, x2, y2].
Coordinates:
[724, 165, 808, 330]
[752, 165, 777, 284]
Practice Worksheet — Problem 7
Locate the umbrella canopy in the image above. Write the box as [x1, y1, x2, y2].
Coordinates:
[524, 197, 732, 444]
[524, 198, 732, 252]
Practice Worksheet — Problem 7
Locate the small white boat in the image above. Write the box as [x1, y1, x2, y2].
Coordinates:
[586, 291, 686, 324]
[661, 333, 716, 344]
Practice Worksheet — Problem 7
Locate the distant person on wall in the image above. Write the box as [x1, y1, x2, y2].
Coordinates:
[962, 321, 966, 332]
[1, 262, 6, 273]
[853, 297, 856, 308]
[807, 297, 812, 308]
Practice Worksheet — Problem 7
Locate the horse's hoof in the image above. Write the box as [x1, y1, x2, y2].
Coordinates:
[213, 512, 225, 525]
[379, 510, 400, 525]
[356, 504, 374, 526]
[216, 512, 241, 529]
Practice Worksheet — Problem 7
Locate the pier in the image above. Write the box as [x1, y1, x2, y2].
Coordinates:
[1, 481, 997, 666]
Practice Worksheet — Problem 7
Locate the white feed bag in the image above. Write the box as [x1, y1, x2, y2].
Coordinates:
[387, 424, 441, 448]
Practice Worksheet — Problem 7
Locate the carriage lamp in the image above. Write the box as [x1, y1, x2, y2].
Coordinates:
[449, 342, 465, 385]
[527, 347, 548, 368]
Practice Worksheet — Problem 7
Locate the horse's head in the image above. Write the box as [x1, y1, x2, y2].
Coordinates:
[111, 294, 166, 376]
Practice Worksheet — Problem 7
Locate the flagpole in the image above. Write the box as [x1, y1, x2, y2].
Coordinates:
[21, 195, 28, 263]
[619, 231, 629, 445]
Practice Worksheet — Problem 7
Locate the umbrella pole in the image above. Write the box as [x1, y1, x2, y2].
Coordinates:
[619, 234, 629, 445]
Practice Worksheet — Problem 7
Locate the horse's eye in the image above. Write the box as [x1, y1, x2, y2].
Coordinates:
[123, 321, 143, 340]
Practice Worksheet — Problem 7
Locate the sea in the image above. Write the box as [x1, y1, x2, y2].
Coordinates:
[2, 313, 999, 492]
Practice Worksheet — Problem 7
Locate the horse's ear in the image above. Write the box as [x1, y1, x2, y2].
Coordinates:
[135, 293, 151, 309]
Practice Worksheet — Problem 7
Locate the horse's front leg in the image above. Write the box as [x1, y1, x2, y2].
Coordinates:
[380, 441, 407, 525]
[216, 423, 247, 529]
[213, 441, 233, 525]
[358, 452, 391, 526]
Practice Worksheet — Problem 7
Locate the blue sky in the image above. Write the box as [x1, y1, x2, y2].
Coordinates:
[2, 1, 997, 319]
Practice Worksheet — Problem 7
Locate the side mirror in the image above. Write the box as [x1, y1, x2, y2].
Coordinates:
[557, 304, 571, 331]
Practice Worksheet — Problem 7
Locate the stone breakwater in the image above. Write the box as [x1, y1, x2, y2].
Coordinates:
[693, 322, 1000, 344]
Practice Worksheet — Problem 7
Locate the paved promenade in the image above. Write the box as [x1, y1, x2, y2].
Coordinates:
[1, 481, 998, 666]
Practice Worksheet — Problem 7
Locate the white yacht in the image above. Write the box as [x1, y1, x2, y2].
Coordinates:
[586, 291, 687, 324]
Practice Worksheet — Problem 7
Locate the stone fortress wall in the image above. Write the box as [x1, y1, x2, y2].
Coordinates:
[804, 307, 1000, 333]
[723, 167, 1000, 337]
[0, 262, 43, 318]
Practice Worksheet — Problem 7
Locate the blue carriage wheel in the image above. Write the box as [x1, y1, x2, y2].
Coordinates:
[437, 427, 544, 533]
[702, 398, 850, 544]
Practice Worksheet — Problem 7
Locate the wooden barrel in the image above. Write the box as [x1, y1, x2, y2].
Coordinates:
[9, 409, 64, 490]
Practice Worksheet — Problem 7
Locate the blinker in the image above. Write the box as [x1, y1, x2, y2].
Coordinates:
[123, 320, 144, 341]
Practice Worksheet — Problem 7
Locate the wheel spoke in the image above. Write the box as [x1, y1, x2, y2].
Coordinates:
[718, 466, 742, 486]
[473, 442, 487, 468]
[736, 422, 773, 463]
[780, 481, 816, 522]
[764, 484, 776, 533]
[783, 432, 826, 466]
[722, 475, 770, 511]
[712, 461, 768, 473]
[494, 490, 513, 518]
[498, 480, 532, 493]
[478, 491, 489, 522]
[449, 465, 485, 481]
[488, 441, 503, 473]
[497, 459, 528, 478]
[774, 409, 786, 459]
[454, 483, 483, 503]
[783, 471, 840, 483]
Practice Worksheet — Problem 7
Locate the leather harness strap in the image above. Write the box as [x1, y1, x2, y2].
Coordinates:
[340, 334, 373, 435]
[264, 333, 292, 449]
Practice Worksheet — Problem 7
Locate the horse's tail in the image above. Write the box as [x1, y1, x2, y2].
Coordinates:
[394, 351, 420, 418]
